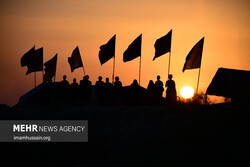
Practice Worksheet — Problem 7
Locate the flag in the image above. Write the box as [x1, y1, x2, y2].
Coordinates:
[182, 37, 204, 72]
[123, 34, 142, 62]
[21, 45, 35, 67]
[153, 29, 172, 60]
[98, 35, 116, 65]
[21, 46, 43, 75]
[68, 46, 83, 72]
[44, 54, 57, 82]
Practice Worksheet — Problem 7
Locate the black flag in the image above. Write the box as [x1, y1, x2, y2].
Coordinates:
[98, 35, 116, 65]
[21, 45, 35, 67]
[44, 54, 57, 82]
[182, 37, 204, 72]
[153, 29, 172, 60]
[21, 46, 43, 75]
[68, 46, 83, 72]
[123, 34, 142, 62]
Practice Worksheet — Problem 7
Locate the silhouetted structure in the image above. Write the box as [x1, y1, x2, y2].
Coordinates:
[206, 68, 250, 105]
[165, 74, 176, 103]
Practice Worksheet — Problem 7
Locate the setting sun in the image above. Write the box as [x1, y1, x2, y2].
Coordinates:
[180, 86, 194, 99]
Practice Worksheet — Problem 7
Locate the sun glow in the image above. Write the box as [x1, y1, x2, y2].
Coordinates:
[180, 86, 194, 99]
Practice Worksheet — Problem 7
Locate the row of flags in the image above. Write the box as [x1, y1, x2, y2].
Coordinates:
[21, 30, 204, 84]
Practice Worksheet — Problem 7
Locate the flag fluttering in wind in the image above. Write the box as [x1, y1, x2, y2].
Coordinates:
[44, 54, 57, 82]
[21, 46, 43, 75]
[153, 29, 172, 60]
[21, 46, 35, 67]
[68, 46, 83, 72]
[182, 37, 204, 72]
[98, 35, 116, 65]
[123, 34, 142, 62]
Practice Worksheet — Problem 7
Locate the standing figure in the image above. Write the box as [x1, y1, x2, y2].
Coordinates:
[104, 77, 113, 105]
[113, 76, 122, 105]
[59, 75, 70, 105]
[147, 80, 156, 105]
[155, 75, 164, 104]
[80, 75, 92, 105]
[165, 74, 177, 103]
[95, 76, 105, 105]
[70, 78, 79, 104]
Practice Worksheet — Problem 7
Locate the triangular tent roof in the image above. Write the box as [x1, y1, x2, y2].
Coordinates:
[206, 68, 250, 98]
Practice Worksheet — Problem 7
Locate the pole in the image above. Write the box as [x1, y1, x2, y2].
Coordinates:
[139, 55, 142, 85]
[168, 29, 172, 77]
[196, 67, 201, 94]
[168, 51, 171, 76]
[82, 66, 86, 76]
[54, 71, 56, 83]
[196, 37, 205, 94]
[112, 56, 115, 84]
[34, 72, 36, 88]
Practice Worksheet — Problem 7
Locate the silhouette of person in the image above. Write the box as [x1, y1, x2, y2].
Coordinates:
[129, 79, 141, 105]
[114, 76, 122, 90]
[155, 75, 164, 104]
[60, 75, 70, 88]
[95, 76, 105, 105]
[104, 77, 113, 105]
[113, 76, 122, 105]
[70, 78, 79, 104]
[165, 74, 177, 103]
[147, 80, 156, 105]
[80, 75, 92, 105]
[59, 75, 70, 104]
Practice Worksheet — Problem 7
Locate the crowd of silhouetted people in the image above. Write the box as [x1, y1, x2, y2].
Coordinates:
[34, 74, 177, 106]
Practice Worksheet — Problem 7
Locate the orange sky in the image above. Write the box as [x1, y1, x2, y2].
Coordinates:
[0, 0, 249, 106]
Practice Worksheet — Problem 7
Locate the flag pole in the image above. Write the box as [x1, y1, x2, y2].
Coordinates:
[168, 51, 171, 76]
[168, 29, 172, 76]
[139, 34, 142, 86]
[139, 55, 142, 85]
[196, 67, 201, 94]
[196, 37, 204, 94]
[34, 72, 36, 88]
[112, 56, 115, 84]
[112, 36, 116, 85]
[54, 70, 56, 83]
[82, 66, 86, 76]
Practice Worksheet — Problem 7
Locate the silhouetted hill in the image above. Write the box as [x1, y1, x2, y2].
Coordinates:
[0, 103, 248, 166]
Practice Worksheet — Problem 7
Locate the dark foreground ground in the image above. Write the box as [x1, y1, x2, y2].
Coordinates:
[0, 103, 249, 167]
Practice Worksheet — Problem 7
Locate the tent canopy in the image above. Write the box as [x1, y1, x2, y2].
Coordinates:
[206, 68, 250, 100]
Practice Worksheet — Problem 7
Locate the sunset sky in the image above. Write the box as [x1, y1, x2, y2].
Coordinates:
[0, 0, 249, 106]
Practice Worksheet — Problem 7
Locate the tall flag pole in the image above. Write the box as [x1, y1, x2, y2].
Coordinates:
[68, 46, 85, 75]
[34, 72, 36, 88]
[168, 30, 172, 76]
[139, 51, 142, 85]
[182, 37, 205, 94]
[123, 34, 142, 85]
[153, 29, 172, 76]
[112, 35, 116, 84]
[98, 35, 116, 83]
[112, 42, 116, 84]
